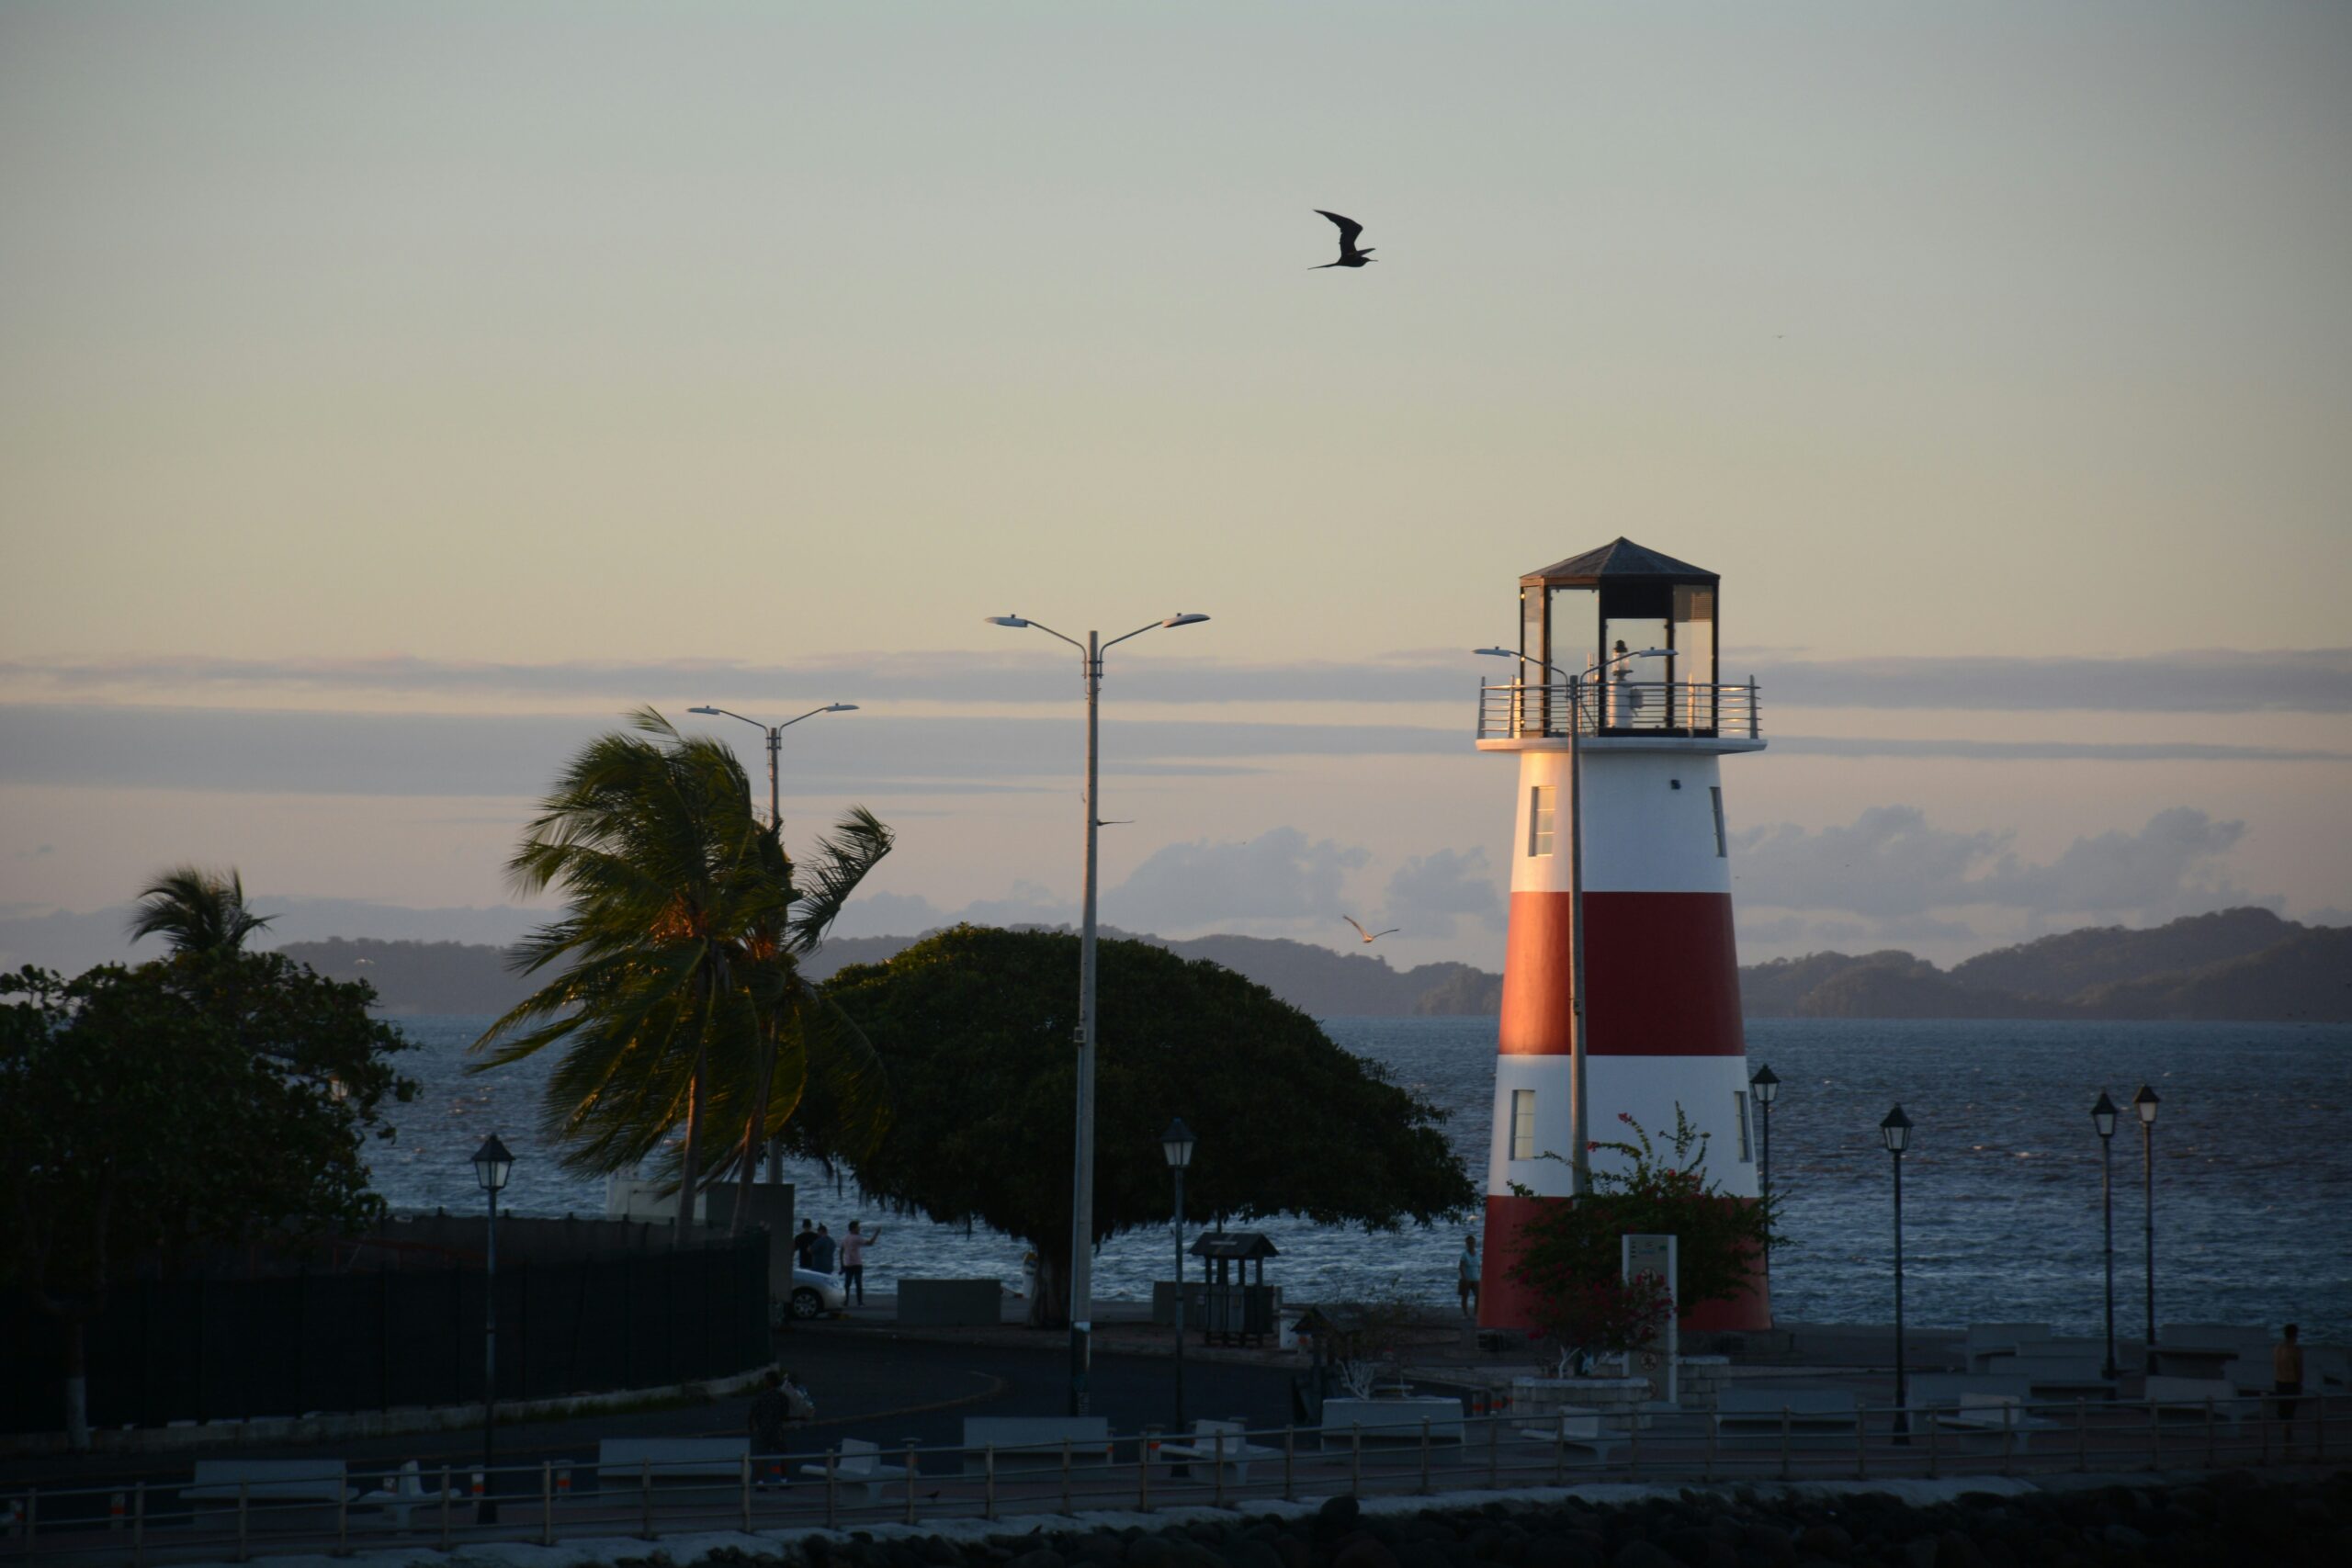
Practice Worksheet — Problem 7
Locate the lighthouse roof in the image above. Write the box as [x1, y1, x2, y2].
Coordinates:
[1521, 537, 1717, 588]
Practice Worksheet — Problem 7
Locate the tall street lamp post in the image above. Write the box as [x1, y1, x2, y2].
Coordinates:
[2092, 1092, 2120, 1381]
[1750, 1065, 1779, 1274]
[1161, 1118, 1196, 1431]
[688, 701, 857, 1181]
[1473, 644, 1665, 1196]
[470, 1133, 514, 1524]
[686, 703, 859, 831]
[2135, 1085, 2161, 1373]
[1880, 1105, 1912, 1439]
[989, 610, 1211, 1414]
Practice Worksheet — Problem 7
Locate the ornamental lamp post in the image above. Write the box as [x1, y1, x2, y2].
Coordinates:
[1750, 1065, 1780, 1274]
[2134, 1084, 2161, 1373]
[2092, 1092, 2120, 1381]
[1880, 1104, 1912, 1439]
[1161, 1117, 1196, 1430]
[470, 1133, 514, 1524]
[989, 609, 1212, 1415]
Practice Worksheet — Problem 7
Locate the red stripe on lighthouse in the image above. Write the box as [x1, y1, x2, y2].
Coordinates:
[1498, 890, 1745, 1056]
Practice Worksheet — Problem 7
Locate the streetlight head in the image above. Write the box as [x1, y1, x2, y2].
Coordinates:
[1162, 613, 1210, 628]
[1473, 647, 1516, 659]
[471, 1132, 515, 1195]
[687, 705, 719, 716]
[1634, 648, 1669, 659]
[826, 704, 860, 713]
[2133, 1084, 2159, 1125]
[987, 615, 1030, 628]
[1750, 1064, 1780, 1106]
[1161, 1117, 1196, 1170]
[2091, 1090, 2119, 1140]
[1880, 1104, 1913, 1155]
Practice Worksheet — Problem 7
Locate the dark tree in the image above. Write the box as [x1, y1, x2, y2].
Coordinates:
[811, 926, 1476, 1328]
[0, 953, 412, 1448]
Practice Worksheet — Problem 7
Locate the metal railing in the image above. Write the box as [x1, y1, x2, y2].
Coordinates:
[1477, 681, 1761, 742]
[3, 1392, 2338, 1562]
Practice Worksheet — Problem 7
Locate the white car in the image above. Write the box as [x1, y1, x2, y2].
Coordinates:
[784, 1267, 849, 1321]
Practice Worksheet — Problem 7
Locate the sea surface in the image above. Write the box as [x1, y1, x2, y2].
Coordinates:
[368, 1016, 2352, 1344]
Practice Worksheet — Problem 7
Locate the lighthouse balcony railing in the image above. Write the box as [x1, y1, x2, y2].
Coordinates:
[1477, 680, 1761, 742]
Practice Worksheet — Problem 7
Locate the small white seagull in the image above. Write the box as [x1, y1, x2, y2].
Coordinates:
[1344, 916, 1400, 944]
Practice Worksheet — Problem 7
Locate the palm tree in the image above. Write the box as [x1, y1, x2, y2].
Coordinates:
[474, 709, 780, 1239]
[126, 866, 274, 955]
[718, 807, 895, 1229]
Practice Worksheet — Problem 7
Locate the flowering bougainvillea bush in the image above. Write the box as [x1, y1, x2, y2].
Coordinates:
[1507, 1105, 1777, 1370]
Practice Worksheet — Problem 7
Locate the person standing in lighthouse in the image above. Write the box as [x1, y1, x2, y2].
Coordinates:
[1473, 538, 1770, 1334]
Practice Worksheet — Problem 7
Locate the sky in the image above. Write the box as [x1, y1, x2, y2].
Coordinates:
[3, 1, 2348, 977]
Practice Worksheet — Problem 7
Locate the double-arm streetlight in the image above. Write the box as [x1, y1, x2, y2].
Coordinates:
[470, 1133, 514, 1523]
[989, 610, 1211, 1414]
[1880, 1104, 1912, 1438]
[1161, 1118, 1196, 1430]
[686, 703, 858, 829]
[1750, 1065, 1779, 1273]
[2135, 1085, 2160, 1372]
[1472, 643, 1665, 1196]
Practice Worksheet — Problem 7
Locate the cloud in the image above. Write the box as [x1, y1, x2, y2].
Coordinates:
[1773, 736, 2351, 763]
[1381, 847, 1506, 939]
[1734, 805, 2269, 922]
[1105, 828, 1369, 934]
[7, 645, 2348, 714]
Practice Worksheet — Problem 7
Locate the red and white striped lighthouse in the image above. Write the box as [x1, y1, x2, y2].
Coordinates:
[1475, 538, 1770, 1335]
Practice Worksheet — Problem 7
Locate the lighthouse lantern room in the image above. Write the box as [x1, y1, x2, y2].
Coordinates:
[1476, 537, 1770, 1334]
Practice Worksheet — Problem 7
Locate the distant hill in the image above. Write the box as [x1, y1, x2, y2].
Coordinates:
[281, 908, 2350, 1023]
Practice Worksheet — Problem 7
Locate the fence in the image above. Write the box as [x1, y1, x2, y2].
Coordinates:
[0, 1232, 769, 1436]
[3, 1392, 2339, 1563]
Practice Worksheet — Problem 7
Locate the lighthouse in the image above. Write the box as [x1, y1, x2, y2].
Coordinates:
[1476, 538, 1770, 1334]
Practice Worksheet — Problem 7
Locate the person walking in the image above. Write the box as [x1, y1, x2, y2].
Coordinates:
[790, 1219, 818, 1269]
[841, 1220, 880, 1305]
[1457, 1235, 1481, 1318]
[2274, 1324, 2305, 1448]
[746, 1369, 792, 1489]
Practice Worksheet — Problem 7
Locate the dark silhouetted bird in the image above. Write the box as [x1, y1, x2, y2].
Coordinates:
[1344, 916, 1400, 943]
[1313, 210, 1375, 268]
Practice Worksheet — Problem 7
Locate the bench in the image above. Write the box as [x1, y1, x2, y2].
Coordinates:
[1929, 1394, 2061, 1444]
[1159, 1419, 1282, 1483]
[1516, 1410, 1624, 1463]
[186, 1461, 352, 1510]
[1908, 1373, 2032, 1409]
[962, 1416, 1114, 1474]
[597, 1438, 749, 1491]
[1963, 1323, 2051, 1373]
[2145, 1376, 2252, 1423]
[351, 1461, 462, 1530]
[801, 1438, 914, 1503]
[1714, 1389, 1856, 1446]
[1319, 1397, 1465, 1444]
[2002, 1354, 2112, 1395]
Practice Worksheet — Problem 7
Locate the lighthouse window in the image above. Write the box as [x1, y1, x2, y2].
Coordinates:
[1529, 786, 1556, 857]
[1734, 1091, 1753, 1162]
[1710, 786, 1727, 857]
[1510, 1089, 1537, 1160]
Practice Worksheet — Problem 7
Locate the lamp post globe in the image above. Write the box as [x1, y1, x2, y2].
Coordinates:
[2134, 1084, 2160, 1371]
[1161, 1118, 1196, 1429]
[2092, 1092, 2119, 1381]
[1880, 1104, 1912, 1437]
[470, 1134, 514, 1522]
[1749, 1066, 1779, 1276]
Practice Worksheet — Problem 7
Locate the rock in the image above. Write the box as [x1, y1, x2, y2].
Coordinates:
[1611, 1542, 1679, 1568]
[1318, 1495, 1364, 1536]
[1128, 1537, 1181, 1568]
[1741, 1524, 1796, 1567]
[1794, 1524, 1850, 1562]
[1226, 1540, 1285, 1568]
[1332, 1538, 1400, 1568]
[2098, 1524, 2147, 1553]
[1521, 1529, 1604, 1568]
[1008, 1551, 1064, 1568]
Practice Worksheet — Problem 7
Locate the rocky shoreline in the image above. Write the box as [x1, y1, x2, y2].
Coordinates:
[681, 1473, 2350, 1568]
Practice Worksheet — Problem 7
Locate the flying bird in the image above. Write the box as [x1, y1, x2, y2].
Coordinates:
[1313, 209, 1375, 268]
[1344, 916, 1400, 944]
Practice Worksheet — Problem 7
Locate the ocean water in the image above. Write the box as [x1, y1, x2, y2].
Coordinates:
[368, 1015, 2352, 1344]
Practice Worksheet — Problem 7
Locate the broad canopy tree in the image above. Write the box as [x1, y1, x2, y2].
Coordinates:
[0, 948, 412, 1447]
[809, 925, 1477, 1328]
